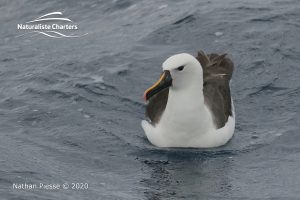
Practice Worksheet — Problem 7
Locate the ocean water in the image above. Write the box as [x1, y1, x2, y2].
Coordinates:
[0, 0, 299, 199]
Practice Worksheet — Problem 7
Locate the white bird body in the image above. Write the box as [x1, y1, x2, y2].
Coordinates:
[142, 103, 235, 148]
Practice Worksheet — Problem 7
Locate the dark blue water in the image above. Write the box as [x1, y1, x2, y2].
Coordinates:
[0, 0, 299, 199]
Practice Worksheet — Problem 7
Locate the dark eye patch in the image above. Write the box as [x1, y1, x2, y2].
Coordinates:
[177, 66, 184, 71]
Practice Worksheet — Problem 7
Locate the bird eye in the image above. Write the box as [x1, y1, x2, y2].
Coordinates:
[176, 66, 184, 71]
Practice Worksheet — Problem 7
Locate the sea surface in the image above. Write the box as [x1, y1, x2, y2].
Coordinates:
[0, 0, 299, 199]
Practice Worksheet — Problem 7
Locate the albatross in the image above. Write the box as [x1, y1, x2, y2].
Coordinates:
[141, 51, 235, 148]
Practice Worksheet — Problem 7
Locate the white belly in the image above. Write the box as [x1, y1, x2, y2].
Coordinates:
[141, 102, 235, 148]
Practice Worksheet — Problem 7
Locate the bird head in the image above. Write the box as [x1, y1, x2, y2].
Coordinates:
[143, 53, 203, 102]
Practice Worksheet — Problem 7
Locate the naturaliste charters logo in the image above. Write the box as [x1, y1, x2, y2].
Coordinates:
[17, 11, 88, 38]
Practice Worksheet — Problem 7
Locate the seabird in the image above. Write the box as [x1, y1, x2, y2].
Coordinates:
[141, 51, 235, 148]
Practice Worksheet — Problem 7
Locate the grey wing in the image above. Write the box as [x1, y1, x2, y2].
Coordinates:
[196, 51, 234, 129]
[145, 88, 169, 125]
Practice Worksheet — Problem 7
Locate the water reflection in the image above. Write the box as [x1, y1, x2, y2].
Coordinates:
[139, 149, 236, 200]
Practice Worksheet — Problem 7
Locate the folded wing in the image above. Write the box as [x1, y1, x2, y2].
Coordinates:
[196, 51, 234, 129]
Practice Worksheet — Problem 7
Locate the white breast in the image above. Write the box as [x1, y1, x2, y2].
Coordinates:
[141, 100, 235, 148]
